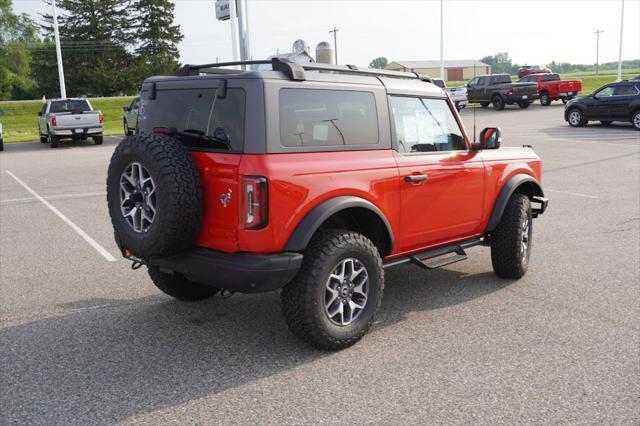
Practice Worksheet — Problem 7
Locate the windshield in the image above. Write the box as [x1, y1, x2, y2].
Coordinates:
[49, 100, 91, 113]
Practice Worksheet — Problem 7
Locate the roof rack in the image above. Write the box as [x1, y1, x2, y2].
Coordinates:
[175, 58, 432, 83]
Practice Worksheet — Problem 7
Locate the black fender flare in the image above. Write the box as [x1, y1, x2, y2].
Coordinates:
[284, 196, 394, 253]
[485, 174, 544, 233]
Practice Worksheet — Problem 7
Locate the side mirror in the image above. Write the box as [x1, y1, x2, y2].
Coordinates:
[476, 127, 502, 150]
[213, 127, 230, 145]
[38, 111, 42, 117]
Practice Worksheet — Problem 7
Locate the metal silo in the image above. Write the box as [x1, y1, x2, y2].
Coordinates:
[315, 41, 334, 64]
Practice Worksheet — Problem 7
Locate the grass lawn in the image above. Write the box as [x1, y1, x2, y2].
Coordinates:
[0, 96, 134, 143]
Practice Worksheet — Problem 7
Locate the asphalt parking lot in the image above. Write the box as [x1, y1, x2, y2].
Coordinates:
[1, 103, 638, 424]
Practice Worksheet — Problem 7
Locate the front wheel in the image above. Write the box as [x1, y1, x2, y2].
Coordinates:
[491, 194, 532, 279]
[281, 229, 384, 350]
[539, 92, 551, 106]
[480, 102, 490, 108]
[632, 110, 640, 130]
[148, 267, 220, 301]
[567, 108, 586, 127]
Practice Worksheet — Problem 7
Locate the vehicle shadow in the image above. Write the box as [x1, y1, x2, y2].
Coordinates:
[0, 265, 513, 424]
[0, 137, 121, 154]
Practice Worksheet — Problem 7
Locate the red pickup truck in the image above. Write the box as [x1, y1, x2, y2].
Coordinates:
[520, 73, 582, 106]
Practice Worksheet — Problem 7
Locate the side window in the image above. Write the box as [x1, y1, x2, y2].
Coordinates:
[613, 85, 638, 96]
[131, 98, 139, 110]
[595, 86, 615, 98]
[477, 76, 489, 86]
[467, 77, 479, 86]
[389, 96, 466, 153]
[279, 89, 378, 147]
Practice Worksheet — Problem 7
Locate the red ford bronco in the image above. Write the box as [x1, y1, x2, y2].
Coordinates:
[107, 59, 548, 350]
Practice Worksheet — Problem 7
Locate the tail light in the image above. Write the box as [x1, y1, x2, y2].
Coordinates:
[99, 113, 104, 124]
[506, 87, 513, 95]
[50, 116, 57, 127]
[242, 176, 268, 229]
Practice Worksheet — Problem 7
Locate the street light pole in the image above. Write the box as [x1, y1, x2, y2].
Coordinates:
[440, 0, 444, 80]
[617, 0, 625, 81]
[330, 26, 339, 64]
[51, 0, 67, 98]
[593, 29, 604, 76]
[229, 0, 240, 66]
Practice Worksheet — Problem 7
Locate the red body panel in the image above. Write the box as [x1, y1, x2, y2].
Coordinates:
[531, 74, 583, 99]
[191, 146, 542, 260]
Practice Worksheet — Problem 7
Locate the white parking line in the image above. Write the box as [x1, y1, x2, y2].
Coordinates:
[1, 191, 106, 205]
[5, 171, 117, 262]
[546, 189, 600, 199]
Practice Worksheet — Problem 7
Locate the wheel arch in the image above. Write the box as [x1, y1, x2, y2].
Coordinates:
[485, 174, 544, 233]
[284, 196, 394, 257]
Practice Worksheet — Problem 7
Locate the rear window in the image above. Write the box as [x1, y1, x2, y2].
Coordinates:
[492, 75, 512, 84]
[49, 100, 91, 113]
[138, 88, 245, 152]
[543, 74, 560, 81]
[279, 89, 378, 148]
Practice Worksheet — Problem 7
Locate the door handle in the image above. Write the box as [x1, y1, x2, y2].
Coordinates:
[404, 174, 428, 183]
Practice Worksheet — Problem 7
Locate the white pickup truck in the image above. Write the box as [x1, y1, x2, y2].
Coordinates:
[37, 98, 104, 148]
[432, 78, 468, 111]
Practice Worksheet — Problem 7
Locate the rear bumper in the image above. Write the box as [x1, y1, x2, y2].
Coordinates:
[52, 127, 103, 137]
[147, 248, 303, 294]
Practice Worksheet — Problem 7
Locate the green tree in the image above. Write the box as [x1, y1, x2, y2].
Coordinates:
[133, 0, 183, 78]
[39, 0, 137, 97]
[369, 56, 388, 69]
[0, 0, 40, 100]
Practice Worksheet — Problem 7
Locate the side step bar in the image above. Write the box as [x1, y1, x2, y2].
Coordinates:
[383, 238, 484, 270]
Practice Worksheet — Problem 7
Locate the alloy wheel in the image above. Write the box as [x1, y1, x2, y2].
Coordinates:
[324, 258, 369, 326]
[119, 162, 156, 233]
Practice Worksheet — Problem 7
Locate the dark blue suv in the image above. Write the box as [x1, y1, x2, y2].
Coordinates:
[565, 78, 640, 130]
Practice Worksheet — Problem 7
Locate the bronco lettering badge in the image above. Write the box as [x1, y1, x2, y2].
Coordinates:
[220, 189, 232, 207]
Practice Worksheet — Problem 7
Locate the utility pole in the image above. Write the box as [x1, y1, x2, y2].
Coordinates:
[329, 26, 339, 64]
[617, 0, 625, 81]
[593, 29, 604, 75]
[440, 0, 444, 80]
[51, 0, 67, 98]
[229, 0, 240, 67]
[237, 0, 251, 64]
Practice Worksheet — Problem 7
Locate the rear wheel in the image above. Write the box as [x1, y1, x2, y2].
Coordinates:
[93, 135, 103, 145]
[491, 194, 532, 279]
[539, 92, 551, 106]
[518, 101, 530, 109]
[148, 267, 219, 301]
[281, 229, 384, 350]
[48, 131, 58, 148]
[567, 108, 586, 127]
[492, 95, 505, 111]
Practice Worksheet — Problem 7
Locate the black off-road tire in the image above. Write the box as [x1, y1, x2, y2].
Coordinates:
[148, 267, 220, 301]
[492, 95, 505, 111]
[518, 101, 530, 109]
[48, 131, 58, 148]
[40, 135, 47, 143]
[490, 194, 532, 279]
[539, 91, 551, 106]
[480, 102, 490, 108]
[106, 133, 202, 259]
[93, 135, 104, 145]
[281, 229, 384, 350]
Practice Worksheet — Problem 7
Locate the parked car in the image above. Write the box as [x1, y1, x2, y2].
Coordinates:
[37, 98, 104, 148]
[520, 73, 582, 106]
[466, 73, 539, 110]
[432, 78, 468, 111]
[106, 59, 548, 350]
[0, 110, 4, 152]
[518, 65, 552, 79]
[123, 96, 139, 136]
[565, 79, 640, 129]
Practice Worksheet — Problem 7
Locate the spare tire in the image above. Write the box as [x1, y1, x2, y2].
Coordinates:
[106, 133, 203, 259]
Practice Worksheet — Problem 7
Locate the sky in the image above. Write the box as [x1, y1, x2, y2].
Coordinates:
[12, 0, 640, 68]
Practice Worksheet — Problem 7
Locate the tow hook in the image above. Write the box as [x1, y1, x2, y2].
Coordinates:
[128, 255, 145, 270]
